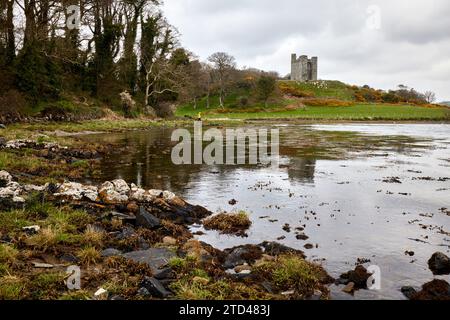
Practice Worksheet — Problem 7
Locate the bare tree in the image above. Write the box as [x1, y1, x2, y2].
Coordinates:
[144, 58, 185, 107]
[140, 13, 180, 109]
[208, 52, 236, 108]
[424, 91, 436, 104]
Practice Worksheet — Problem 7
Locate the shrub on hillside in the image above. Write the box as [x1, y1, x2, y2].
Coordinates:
[382, 91, 401, 104]
[354, 92, 366, 102]
[119, 91, 136, 117]
[279, 83, 315, 98]
[302, 98, 354, 107]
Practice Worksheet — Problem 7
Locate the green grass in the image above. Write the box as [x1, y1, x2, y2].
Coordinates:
[5, 119, 180, 135]
[253, 254, 328, 295]
[176, 80, 450, 121]
[178, 104, 450, 121]
[279, 80, 356, 100]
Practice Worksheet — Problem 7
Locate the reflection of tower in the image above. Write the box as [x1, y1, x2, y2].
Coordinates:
[136, 163, 142, 187]
[286, 157, 316, 183]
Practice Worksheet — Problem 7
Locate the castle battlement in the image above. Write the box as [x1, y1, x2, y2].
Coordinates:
[291, 54, 318, 81]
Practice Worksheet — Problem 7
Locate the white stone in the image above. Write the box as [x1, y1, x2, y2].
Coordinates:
[281, 290, 295, 296]
[23, 225, 41, 232]
[33, 262, 54, 269]
[238, 270, 252, 275]
[112, 179, 130, 194]
[163, 190, 176, 201]
[7, 182, 22, 193]
[148, 189, 163, 198]
[129, 186, 147, 202]
[12, 196, 25, 203]
[54, 182, 98, 202]
[23, 184, 46, 192]
[0, 188, 16, 198]
[99, 181, 128, 203]
[82, 185, 99, 202]
[0, 170, 12, 183]
[94, 288, 108, 299]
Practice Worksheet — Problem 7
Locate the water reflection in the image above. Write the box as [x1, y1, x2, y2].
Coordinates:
[84, 124, 435, 192]
[81, 123, 450, 300]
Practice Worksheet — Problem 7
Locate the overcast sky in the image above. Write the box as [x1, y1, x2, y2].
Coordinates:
[162, 0, 450, 101]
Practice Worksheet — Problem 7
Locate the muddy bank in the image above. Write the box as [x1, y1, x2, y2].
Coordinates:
[0, 137, 115, 186]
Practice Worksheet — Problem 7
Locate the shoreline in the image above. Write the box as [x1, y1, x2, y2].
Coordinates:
[1, 120, 449, 300]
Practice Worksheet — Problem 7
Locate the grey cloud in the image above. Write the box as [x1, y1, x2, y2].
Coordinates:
[163, 0, 450, 100]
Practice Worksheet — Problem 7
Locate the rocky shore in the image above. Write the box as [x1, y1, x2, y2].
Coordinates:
[0, 169, 335, 300]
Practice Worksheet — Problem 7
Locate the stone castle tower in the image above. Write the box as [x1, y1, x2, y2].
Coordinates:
[291, 54, 318, 81]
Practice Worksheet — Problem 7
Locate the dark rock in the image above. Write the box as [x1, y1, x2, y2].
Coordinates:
[110, 211, 136, 221]
[261, 281, 274, 294]
[383, 177, 402, 184]
[46, 183, 59, 194]
[137, 287, 150, 297]
[296, 233, 309, 241]
[59, 253, 79, 264]
[228, 199, 237, 205]
[141, 277, 171, 298]
[230, 272, 257, 281]
[159, 279, 176, 288]
[223, 245, 263, 269]
[401, 286, 417, 299]
[101, 248, 122, 258]
[122, 248, 176, 274]
[154, 267, 175, 280]
[136, 207, 161, 229]
[428, 252, 450, 275]
[304, 243, 314, 250]
[115, 226, 137, 240]
[137, 237, 150, 250]
[339, 265, 371, 289]
[336, 277, 349, 285]
[150, 198, 212, 225]
[115, 204, 128, 213]
[110, 295, 125, 300]
[410, 280, 450, 300]
[0, 137, 6, 147]
[260, 241, 305, 258]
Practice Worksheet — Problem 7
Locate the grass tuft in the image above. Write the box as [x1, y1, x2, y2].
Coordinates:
[77, 246, 101, 265]
[203, 211, 251, 236]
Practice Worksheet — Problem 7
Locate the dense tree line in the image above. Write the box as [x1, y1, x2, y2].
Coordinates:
[0, 1, 279, 120]
[0, 1, 207, 118]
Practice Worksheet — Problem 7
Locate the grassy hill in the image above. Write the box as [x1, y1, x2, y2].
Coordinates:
[176, 80, 450, 121]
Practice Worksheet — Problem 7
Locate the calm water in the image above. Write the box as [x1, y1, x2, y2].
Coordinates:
[82, 123, 450, 300]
